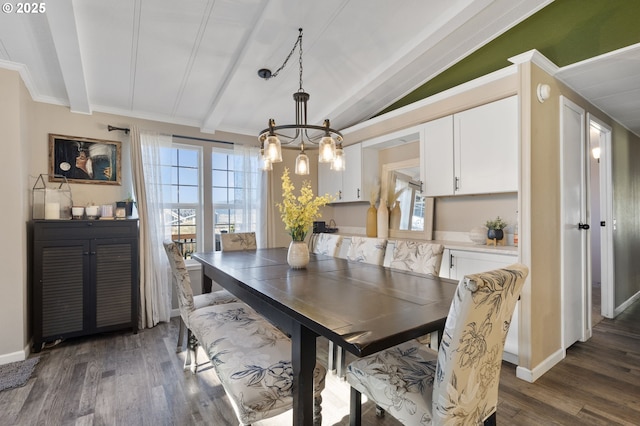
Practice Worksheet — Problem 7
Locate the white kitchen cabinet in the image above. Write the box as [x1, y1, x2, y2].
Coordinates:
[440, 248, 520, 364]
[422, 96, 518, 196]
[318, 142, 377, 203]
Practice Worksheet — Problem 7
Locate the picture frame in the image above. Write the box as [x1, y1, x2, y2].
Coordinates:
[49, 134, 122, 185]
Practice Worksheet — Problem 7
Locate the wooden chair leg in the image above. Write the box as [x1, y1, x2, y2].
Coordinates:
[185, 329, 198, 373]
[313, 394, 323, 426]
[349, 387, 362, 426]
[336, 346, 346, 380]
[484, 412, 497, 426]
[176, 317, 185, 353]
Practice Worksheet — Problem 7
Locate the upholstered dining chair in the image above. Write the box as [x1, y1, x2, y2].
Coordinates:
[389, 240, 445, 276]
[220, 231, 257, 251]
[312, 233, 343, 257]
[346, 236, 387, 265]
[346, 263, 529, 426]
[163, 241, 238, 370]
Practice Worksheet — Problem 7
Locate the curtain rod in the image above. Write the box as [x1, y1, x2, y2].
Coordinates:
[107, 125, 234, 145]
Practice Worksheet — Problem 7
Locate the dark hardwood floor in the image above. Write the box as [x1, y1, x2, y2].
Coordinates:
[1, 298, 639, 425]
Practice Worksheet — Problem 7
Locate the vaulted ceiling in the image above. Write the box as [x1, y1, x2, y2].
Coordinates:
[1, 0, 639, 139]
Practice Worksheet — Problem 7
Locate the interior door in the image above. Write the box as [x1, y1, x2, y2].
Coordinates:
[560, 96, 590, 351]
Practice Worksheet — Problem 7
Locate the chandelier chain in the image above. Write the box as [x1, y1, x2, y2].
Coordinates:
[269, 28, 304, 85]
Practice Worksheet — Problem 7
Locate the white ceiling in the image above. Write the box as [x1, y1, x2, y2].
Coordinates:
[1, 0, 638, 139]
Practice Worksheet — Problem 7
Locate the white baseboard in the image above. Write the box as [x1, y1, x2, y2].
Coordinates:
[614, 289, 640, 317]
[0, 348, 27, 366]
[515, 347, 564, 383]
[171, 308, 180, 318]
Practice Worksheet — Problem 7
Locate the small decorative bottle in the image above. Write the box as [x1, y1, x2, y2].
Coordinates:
[366, 204, 377, 237]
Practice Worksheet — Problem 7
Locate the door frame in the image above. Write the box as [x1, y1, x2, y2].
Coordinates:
[587, 114, 614, 319]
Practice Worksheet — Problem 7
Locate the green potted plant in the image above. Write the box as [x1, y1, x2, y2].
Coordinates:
[485, 216, 507, 240]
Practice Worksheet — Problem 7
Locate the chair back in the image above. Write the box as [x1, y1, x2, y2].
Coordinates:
[220, 232, 257, 251]
[312, 233, 343, 257]
[389, 241, 444, 276]
[346, 236, 387, 265]
[163, 241, 195, 325]
[432, 263, 528, 424]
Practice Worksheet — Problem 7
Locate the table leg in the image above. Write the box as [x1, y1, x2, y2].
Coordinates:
[201, 268, 212, 294]
[291, 321, 318, 426]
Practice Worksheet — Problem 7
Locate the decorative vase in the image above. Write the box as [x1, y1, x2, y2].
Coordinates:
[287, 241, 310, 269]
[377, 198, 389, 238]
[366, 205, 377, 237]
[487, 229, 504, 240]
[390, 203, 401, 230]
[468, 226, 487, 245]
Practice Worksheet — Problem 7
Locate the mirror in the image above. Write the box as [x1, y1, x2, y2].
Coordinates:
[382, 159, 434, 239]
[390, 167, 423, 231]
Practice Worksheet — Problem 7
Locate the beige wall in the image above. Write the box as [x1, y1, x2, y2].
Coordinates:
[0, 67, 259, 362]
[0, 68, 30, 361]
[521, 61, 640, 373]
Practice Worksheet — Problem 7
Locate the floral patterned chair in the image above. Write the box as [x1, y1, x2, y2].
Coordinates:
[189, 303, 327, 425]
[346, 236, 388, 265]
[311, 233, 343, 257]
[389, 240, 445, 276]
[163, 241, 238, 366]
[346, 263, 529, 426]
[220, 232, 257, 251]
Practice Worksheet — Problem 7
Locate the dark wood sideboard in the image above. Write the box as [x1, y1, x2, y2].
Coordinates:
[30, 220, 139, 352]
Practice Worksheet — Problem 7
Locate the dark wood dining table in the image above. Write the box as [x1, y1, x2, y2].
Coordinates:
[192, 248, 457, 426]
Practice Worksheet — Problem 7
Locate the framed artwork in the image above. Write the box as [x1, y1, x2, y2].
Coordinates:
[49, 134, 122, 185]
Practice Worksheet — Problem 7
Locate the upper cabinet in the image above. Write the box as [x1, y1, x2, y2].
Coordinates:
[318, 142, 378, 203]
[421, 96, 519, 196]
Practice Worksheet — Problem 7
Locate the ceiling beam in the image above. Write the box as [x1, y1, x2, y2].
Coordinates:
[46, 0, 91, 114]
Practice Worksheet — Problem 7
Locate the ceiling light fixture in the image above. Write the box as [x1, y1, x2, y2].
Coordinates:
[257, 28, 344, 175]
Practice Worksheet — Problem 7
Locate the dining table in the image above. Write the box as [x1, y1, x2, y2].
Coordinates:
[192, 247, 457, 426]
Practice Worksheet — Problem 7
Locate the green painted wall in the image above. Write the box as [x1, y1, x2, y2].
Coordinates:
[379, 0, 640, 115]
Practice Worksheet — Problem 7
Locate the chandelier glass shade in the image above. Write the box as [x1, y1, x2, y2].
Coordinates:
[257, 28, 344, 175]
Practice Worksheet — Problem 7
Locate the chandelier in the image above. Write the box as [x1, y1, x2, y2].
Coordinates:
[257, 28, 345, 175]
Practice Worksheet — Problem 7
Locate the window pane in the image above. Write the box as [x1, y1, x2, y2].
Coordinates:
[179, 186, 199, 204]
[159, 147, 175, 165]
[159, 165, 173, 185]
[179, 149, 198, 167]
[212, 187, 228, 203]
[212, 170, 227, 186]
[178, 167, 198, 185]
[212, 152, 228, 169]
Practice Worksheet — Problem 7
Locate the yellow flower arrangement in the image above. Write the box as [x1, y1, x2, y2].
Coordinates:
[277, 168, 333, 241]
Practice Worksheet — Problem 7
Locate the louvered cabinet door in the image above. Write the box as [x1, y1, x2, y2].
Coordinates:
[93, 238, 137, 329]
[33, 239, 90, 350]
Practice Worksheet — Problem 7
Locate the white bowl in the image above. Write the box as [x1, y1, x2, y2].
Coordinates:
[468, 226, 487, 245]
[85, 206, 99, 218]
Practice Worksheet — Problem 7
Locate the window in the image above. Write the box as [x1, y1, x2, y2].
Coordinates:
[212, 149, 260, 249]
[160, 144, 201, 258]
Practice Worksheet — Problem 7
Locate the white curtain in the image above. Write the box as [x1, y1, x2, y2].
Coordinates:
[233, 144, 268, 248]
[131, 126, 172, 328]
